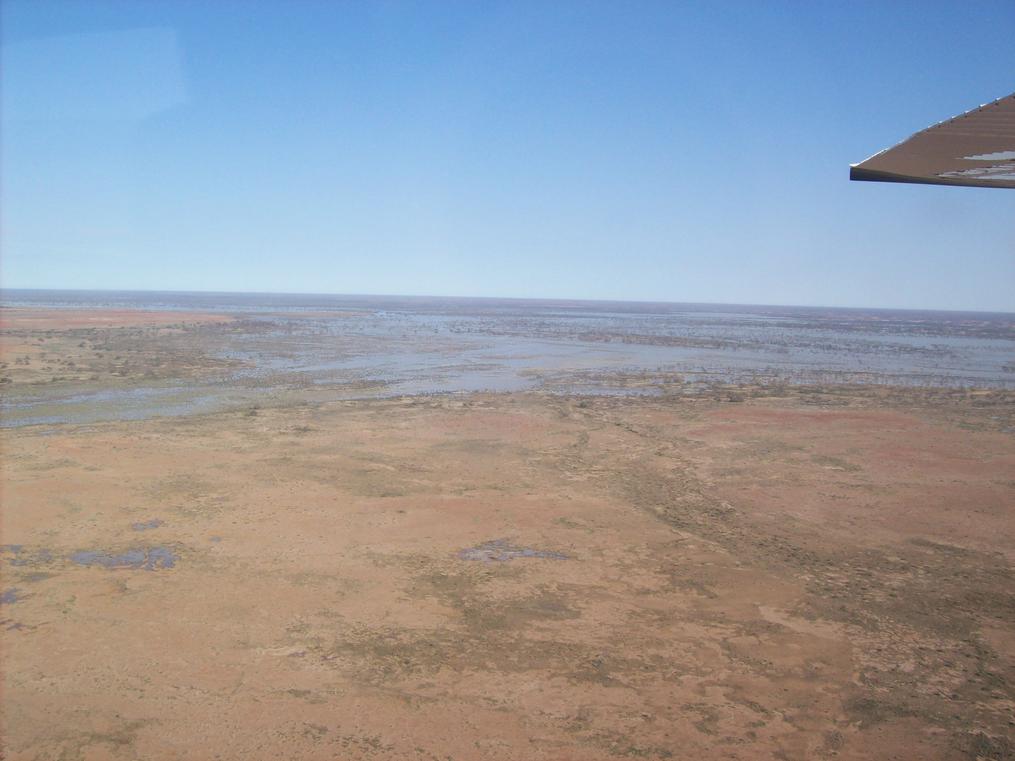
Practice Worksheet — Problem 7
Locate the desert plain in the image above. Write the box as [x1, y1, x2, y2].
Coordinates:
[1, 305, 1014, 760]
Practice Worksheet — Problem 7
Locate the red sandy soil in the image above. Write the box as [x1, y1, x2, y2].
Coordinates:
[0, 308, 239, 387]
[0, 307, 232, 330]
[1, 389, 1013, 760]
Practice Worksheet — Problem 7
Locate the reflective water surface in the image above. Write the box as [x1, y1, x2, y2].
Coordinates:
[2, 290, 1013, 427]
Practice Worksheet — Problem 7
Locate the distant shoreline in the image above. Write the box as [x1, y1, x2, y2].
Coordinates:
[2, 287, 1013, 319]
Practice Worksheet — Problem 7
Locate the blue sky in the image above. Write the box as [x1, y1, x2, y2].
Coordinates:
[2, 1, 1013, 311]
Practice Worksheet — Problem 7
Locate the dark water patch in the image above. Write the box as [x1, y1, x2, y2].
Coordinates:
[131, 518, 165, 531]
[2, 545, 53, 567]
[1, 588, 21, 604]
[71, 546, 177, 570]
[458, 538, 568, 562]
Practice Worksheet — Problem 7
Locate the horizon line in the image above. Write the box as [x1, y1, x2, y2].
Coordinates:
[1, 286, 1013, 317]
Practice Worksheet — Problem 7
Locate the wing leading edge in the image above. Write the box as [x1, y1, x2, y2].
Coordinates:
[850, 92, 1015, 189]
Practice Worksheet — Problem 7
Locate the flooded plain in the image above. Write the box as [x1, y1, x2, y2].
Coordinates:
[2, 290, 1013, 428]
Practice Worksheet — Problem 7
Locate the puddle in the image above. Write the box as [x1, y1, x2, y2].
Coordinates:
[1, 588, 20, 605]
[2, 546, 53, 567]
[71, 546, 177, 570]
[131, 519, 165, 531]
[458, 538, 568, 562]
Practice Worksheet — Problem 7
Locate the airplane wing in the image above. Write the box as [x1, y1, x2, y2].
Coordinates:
[850, 92, 1015, 189]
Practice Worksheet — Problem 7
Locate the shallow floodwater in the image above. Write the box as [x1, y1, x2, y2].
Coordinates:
[2, 290, 1013, 426]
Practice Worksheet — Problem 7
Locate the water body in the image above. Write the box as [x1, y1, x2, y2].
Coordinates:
[458, 539, 569, 562]
[71, 547, 177, 570]
[131, 519, 165, 532]
[2, 290, 1013, 427]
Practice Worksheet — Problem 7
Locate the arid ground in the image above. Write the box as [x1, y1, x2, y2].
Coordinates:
[2, 308, 1014, 760]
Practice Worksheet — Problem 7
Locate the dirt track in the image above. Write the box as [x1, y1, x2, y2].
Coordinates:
[3, 384, 1014, 760]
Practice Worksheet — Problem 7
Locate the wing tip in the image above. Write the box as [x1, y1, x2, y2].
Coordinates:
[850, 165, 1015, 189]
[849, 90, 1015, 189]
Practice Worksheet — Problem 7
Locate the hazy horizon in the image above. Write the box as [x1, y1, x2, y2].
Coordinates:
[3, 285, 1015, 317]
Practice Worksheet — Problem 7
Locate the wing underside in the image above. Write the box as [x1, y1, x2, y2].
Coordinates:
[850, 93, 1015, 189]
